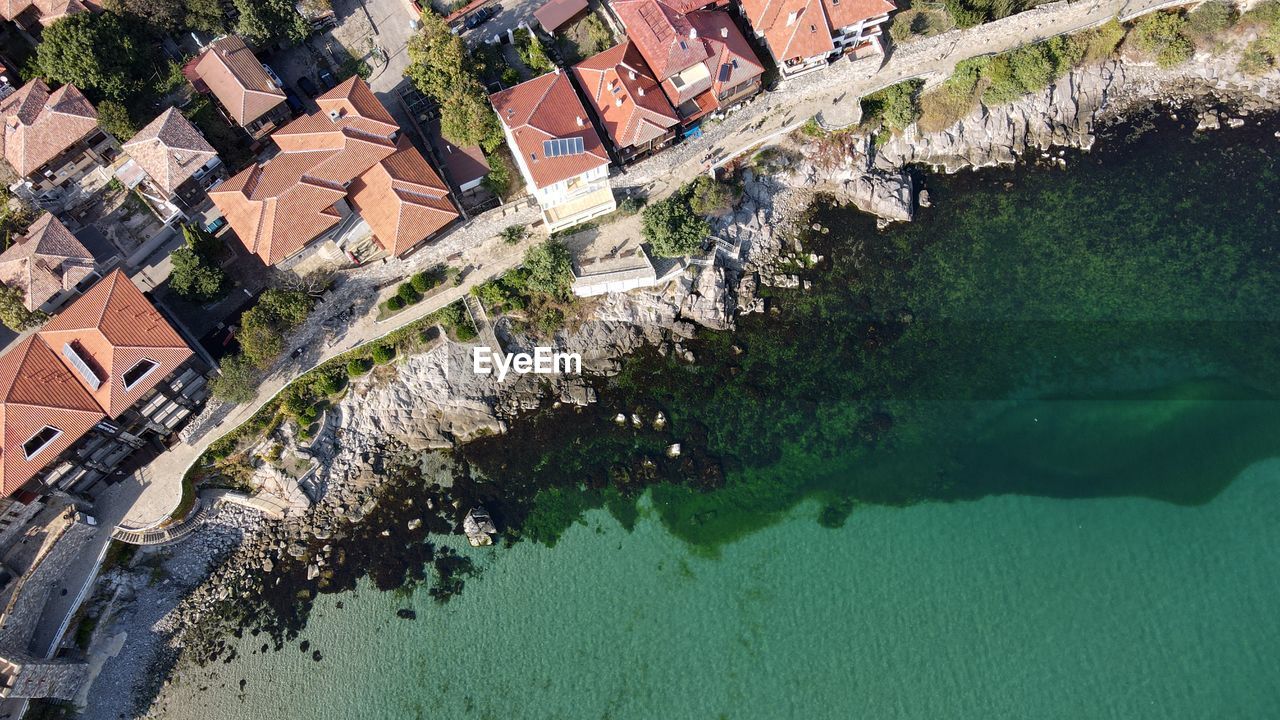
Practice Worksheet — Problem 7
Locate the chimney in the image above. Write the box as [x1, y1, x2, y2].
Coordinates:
[615, 98, 623, 107]
[689, 28, 697, 39]
[721, 27, 728, 38]
[327, 108, 341, 122]
[628, 70, 636, 81]
[576, 116, 585, 126]
[786, 11, 797, 25]
[638, 87, 645, 96]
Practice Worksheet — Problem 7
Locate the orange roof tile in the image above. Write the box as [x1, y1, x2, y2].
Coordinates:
[688, 10, 766, 96]
[0, 80, 99, 178]
[572, 42, 679, 151]
[611, 0, 710, 80]
[123, 108, 219, 196]
[348, 136, 459, 257]
[0, 213, 97, 311]
[193, 36, 286, 127]
[0, 0, 97, 26]
[37, 269, 193, 419]
[741, 0, 893, 65]
[0, 335, 104, 496]
[490, 71, 610, 190]
[210, 78, 453, 265]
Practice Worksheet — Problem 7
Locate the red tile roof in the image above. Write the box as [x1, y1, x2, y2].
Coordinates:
[348, 136, 459, 257]
[212, 77, 458, 264]
[193, 36, 286, 127]
[610, 0, 764, 110]
[0, 213, 97, 311]
[0, 335, 104, 496]
[572, 42, 679, 151]
[0, 0, 97, 26]
[122, 108, 218, 196]
[534, 0, 588, 32]
[0, 80, 99, 178]
[490, 70, 610, 190]
[611, 0, 710, 81]
[37, 269, 193, 419]
[741, 0, 893, 65]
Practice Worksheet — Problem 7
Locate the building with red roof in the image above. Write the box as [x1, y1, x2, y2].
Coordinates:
[572, 42, 680, 163]
[740, 0, 894, 77]
[490, 69, 616, 233]
[189, 36, 290, 140]
[608, 0, 763, 123]
[210, 77, 459, 266]
[0, 79, 119, 200]
[0, 270, 208, 507]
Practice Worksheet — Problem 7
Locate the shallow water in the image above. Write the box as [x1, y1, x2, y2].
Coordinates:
[168, 462, 1280, 720]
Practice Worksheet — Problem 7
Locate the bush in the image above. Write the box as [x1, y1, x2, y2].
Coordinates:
[212, 354, 258, 404]
[919, 57, 988, 132]
[500, 225, 527, 245]
[617, 195, 646, 215]
[943, 0, 988, 28]
[688, 176, 736, 218]
[860, 80, 922, 132]
[1187, 1, 1238, 37]
[347, 358, 373, 376]
[314, 367, 347, 396]
[981, 37, 1080, 105]
[386, 295, 405, 312]
[642, 189, 710, 258]
[523, 240, 574, 298]
[1132, 12, 1194, 68]
[1079, 19, 1127, 63]
[411, 270, 440, 293]
[371, 344, 396, 364]
[299, 405, 319, 424]
[397, 283, 422, 304]
[1236, 1, 1280, 73]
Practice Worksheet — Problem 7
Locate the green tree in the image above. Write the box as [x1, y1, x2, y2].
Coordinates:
[169, 246, 227, 302]
[642, 191, 709, 258]
[371, 343, 396, 364]
[0, 189, 36, 248]
[688, 176, 735, 218]
[211, 354, 258, 403]
[523, 240, 574, 298]
[860, 80, 921, 132]
[500, 225, 527, 245]
[440, 90, 501, 150]
[238, 308, 284, 368]
[183, 0, 225, 33]
[35, 13, 150, 100]
[0, 285, 46, 331]
[1187, 1, 1237, 37]
[517, 31, 554, 73]
[347, 357, 372, 376]
[407, 12, 501, 149]
[102, 0, 185, 32]
[1132, 12, 1194, 68]
[234, 0, 309, 46]
[256, 287, 313, 326]
[97, 100, 138, 141]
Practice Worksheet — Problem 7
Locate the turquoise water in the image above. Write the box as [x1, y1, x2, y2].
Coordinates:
[153, 115, 1280, 717]
[164, 463, 1280, 719]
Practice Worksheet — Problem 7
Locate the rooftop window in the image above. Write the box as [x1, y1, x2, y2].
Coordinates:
[122, 358, 159, 391]
[22, 426, 62, 461]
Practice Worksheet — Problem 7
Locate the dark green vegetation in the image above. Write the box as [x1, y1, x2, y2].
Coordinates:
[455, 110, 1280, 548]
[641, 183, 714, 257]
[1238, 0, 1280, 74]
[473, 240, 575, 336]
[407, 13, 503, 153]
[169, 224, 229, 304]
[943, 0, 1035, 29]
[860, 79, 923, 133]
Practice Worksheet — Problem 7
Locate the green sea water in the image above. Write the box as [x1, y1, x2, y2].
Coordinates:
[158, 114, 1280, 717]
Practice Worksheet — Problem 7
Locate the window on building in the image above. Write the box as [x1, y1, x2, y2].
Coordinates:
[22, 426, 63, 460]
[122, 358, 160, 391]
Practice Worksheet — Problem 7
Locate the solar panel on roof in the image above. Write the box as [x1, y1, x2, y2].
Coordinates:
[542, 137, 585, 158]
[718, 64, 732, 83]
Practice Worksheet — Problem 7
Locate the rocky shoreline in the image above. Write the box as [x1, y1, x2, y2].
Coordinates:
[80, 46, 1280, 718]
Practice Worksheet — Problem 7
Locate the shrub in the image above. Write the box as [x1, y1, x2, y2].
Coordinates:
[1186, 1, 1237, 37]
[314, 367, 347, 395]
[1132, 12, 1194, 68]
[386, 295, 405, 312]
[500, 225, 527, 245]
[411, 271, 440, 293]
[943, 0, 988, 28]
[523, 240, 575, 298]
[534, 307, 566, 336]
[1079, 19, 1127, 63]
[919, 56, 988, 132]
[397, 283, 422, 304]
[453, 321, 478, 341]
[860, 80, 922, 132]
[299, 405, 319, 424]
[688, 176, 736, 217]
[212, 354, 258, 404]
[642, 189, 710, 258]
[347, 358, 373, 376]
[617, 195, 646, 215]
[371, 344, 396, 364]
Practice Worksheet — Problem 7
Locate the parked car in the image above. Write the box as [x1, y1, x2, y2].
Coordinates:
[204, 216, 226, 234]
[465, 5, 499, 29]
[318, 70, 336, 90]
[284, 91, 304, 114]
[297, 76, 319, 97]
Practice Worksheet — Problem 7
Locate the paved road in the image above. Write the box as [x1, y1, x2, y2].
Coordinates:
[119, 0, 1191, 527]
